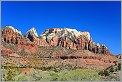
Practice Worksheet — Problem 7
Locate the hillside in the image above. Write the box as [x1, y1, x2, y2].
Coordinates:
[1, 26, 120, 81]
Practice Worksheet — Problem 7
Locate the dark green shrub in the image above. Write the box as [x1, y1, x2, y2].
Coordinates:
[118, 63, 121, 70]
[109, 66, 114, 72]
[103, 70, 109, 77]
[98, 71, 104, 76]
[115, 67, 118, 71]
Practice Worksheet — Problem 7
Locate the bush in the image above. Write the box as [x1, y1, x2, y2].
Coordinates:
[58, 69, 101, 81]
[109, 66, 114, 72]
[103, 70, 109, 77]
[99, 70, 109, 77]
[50, 73, 59, 81]
[4, 68, 16, 81]
[98, 71, 104, 76]
[3, 64, 20, 81]
[29, 69, 101, 81]
[118, 63, 121, 70]
[14, 74, 30, 81]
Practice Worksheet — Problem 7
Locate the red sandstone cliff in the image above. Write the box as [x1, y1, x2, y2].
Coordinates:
[1, 26, 119, 70]
[1, 26, 111, 55]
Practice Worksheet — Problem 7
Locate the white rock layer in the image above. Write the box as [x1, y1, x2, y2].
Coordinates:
[6, 26, 22, 35]
[40, 27, 91, 41]
[26, 27, 38, 37]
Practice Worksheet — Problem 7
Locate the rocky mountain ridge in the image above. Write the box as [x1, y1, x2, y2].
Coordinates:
[1, 25, 119, 70]
[1, 26, 111, 55]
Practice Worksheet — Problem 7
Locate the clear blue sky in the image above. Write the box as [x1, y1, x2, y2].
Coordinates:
[1, 1, 121, 55]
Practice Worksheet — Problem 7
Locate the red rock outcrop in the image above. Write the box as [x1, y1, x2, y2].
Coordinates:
[26, 27, 40, 45]
[1, 26, 112, 55]
[2, 26, 39, 54]
[1, 47, 15, 55]
[1, 26, 22, 44]
[39, 28, 111, 55]
[39, 38, 49, 46]
[17, 41, 39, 54]
[1, 47, 20, 57]
[1, 26, 119, 70]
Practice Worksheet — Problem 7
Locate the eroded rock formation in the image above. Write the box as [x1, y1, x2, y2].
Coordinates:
[39, 28, 111, 55]
[1, 26, 22, 44]
[1, 26, 111, 55]
[1, 26, 39, 54]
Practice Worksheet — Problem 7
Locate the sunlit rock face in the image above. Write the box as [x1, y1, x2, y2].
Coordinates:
[26, 27, 38, 38]
[39, 28, 110, 54]
[1, 26, 117, 70]
[1, 26, 22, 44]
[1, 26, 39, 54]
[1, 26, 111, 55]
[26, 27, 39, 45]
[4, 26, 22, 35]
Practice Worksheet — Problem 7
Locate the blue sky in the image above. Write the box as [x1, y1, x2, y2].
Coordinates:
[1, 1, 121, 55]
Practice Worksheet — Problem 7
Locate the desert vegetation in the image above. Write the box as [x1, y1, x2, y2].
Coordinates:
[1, 61, 121, 81]
[1, 66, 101, 81]
[98, 62, 121, 81]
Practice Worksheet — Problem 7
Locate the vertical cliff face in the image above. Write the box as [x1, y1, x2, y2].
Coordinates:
[1, 26, 111, 55]
[1, 26, 39, 54]
[1, 26, 117, 70]
[26, 27, 40, 45]
[39, 28, 111, 55]
[1, 26, 22, 44]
